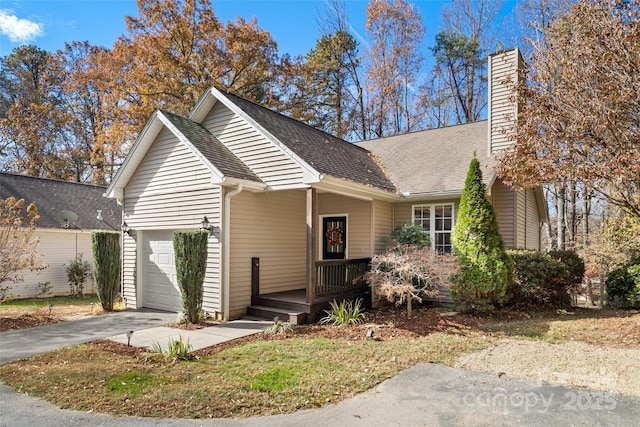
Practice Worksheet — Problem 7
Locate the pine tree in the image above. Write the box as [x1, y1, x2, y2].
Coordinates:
[451, 155, 511, 312]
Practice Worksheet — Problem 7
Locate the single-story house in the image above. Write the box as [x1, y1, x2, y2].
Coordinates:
[0, 173, 121, 298]
[106, 48, 547, 322]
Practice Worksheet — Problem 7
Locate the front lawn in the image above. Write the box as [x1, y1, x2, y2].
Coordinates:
[0, 306, 637, 419]
[0, 294, 103, 331]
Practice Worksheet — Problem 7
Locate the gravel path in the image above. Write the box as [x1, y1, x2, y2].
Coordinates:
[455, 339, 640, 398]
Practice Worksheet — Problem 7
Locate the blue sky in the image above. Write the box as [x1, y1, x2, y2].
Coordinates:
[0, 0, 518, 58]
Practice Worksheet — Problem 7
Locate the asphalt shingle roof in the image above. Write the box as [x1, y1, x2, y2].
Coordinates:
[160, 111, 262, 183]
[355, 121, 498, 195]
[0, 173, 121, 230]
[219, 90, 397, 193]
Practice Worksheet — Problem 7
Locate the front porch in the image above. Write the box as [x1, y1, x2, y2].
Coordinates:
[248, 257, 371, 324]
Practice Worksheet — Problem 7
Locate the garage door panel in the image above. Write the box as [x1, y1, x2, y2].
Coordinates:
[143, 231, 182, 312]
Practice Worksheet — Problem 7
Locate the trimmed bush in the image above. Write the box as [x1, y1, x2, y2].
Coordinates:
[91, 232, 121, 311]
[451, 156, 512, 313]
[606, 264, 640, 309]
[548, 250, 585, 292]
[507, 250, 568, 305]
[390, 224, 430, 248]
[173, 230, 209, 323]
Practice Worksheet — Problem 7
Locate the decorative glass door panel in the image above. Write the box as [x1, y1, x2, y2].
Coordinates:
[322, 216, 346, 260]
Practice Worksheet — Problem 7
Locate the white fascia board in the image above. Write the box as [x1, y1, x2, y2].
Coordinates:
[188, 85, 217, 123]
[105, 110, 164, 199]
[202, 87, 322, 184]
[400, 190, 463, 201]
[535, 186, 549, 222]
[316, 175, 399, 202]
[220, 176, 268, 191]
[156, 111, 225, 184]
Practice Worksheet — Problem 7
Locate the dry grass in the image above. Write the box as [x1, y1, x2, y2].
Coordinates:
[0, 305, 637, 419]
[0, 294, 114, 331]
[0, 332, 489, 419]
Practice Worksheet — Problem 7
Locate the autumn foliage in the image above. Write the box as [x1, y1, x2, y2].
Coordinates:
[499, 0, 640, 218]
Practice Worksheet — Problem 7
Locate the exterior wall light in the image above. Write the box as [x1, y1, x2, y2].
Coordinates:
[121, 221, 134, 237]
[201, 216, 213, 232]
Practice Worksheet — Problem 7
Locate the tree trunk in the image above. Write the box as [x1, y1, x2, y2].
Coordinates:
[556, 185, 566, 251]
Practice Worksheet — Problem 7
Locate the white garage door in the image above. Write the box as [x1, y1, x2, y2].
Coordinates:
[143, 230, 182, 312]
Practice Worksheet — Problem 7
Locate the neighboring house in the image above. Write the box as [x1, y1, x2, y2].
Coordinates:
[0, 173, 121, 298]
[106, 48, 547, 322]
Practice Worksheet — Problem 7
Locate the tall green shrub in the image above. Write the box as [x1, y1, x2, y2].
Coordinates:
[173, 230, 209, 323]
[451, 155, 512, 312]
[606, 264, 640, 309]
[91, 232, 121, 311]
[508, 250, 574, 305]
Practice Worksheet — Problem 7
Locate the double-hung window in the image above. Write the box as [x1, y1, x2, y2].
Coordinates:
[412, 203, 455, 253]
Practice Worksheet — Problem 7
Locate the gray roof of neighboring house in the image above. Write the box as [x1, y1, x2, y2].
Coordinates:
[160, 111, 262, 184]
[355, 121, 498, 195]
[0, 172, 121, 231]
[219, 90, 397, 193]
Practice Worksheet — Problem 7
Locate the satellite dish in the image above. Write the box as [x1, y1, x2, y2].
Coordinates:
[59, 210, 79, 228]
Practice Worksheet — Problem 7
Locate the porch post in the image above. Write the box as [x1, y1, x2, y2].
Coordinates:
[306, 187, 317, 304]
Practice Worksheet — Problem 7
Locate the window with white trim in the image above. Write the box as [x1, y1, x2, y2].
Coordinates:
[412, 203, 455, 253]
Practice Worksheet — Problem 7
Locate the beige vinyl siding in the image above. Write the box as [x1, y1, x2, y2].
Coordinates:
[318, 193, 372, 259]
[373, 200, 393, 254]
[122, 233, 137, 308]
[123, 127, 222, 314]
[489, 49, 519, 154]
[525, 189, 541, 250]
[492, 181, 516, 249]
[1, 230, 96, 298]
[202, 102, 305, 189]
[516, 190, 527, 248]
[229, 190, 307, 313]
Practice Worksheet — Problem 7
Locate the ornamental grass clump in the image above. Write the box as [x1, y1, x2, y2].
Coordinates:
[91, 232, 121, 311]
[319, 298, 366, 325]
[173, 230, 209, 324]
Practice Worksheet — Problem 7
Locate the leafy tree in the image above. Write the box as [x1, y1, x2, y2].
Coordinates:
[173, 231, 208, 323]
[430, 31, 486, 124]
[451, 156, 512, 312]
[498, 0, 640, 219]
[420, 0, 502, 127]
[0, 45, 69, 179]
[302, 30, 360, 139]
[99, 0, 280, 162]
[365, 0, 425, 137]
[54, 42, 114, 184]
[0, 197, 43, 285]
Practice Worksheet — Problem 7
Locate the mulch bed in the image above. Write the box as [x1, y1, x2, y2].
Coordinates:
[0, 315, 61, 332]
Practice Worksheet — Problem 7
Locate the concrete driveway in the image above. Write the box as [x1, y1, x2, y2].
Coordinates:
[1, 311, 639, 426]
[0, 309, 177, 363]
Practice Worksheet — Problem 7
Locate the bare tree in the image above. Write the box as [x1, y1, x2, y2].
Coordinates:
[0, 198, 44, 292]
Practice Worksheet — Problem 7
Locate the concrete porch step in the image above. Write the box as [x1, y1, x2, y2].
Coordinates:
[246, 305, 307, 325]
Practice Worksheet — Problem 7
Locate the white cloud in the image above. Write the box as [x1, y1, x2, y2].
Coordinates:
[0, 10, 42, 43]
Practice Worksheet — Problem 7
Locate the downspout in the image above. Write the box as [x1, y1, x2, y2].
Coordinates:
[223, 184, 243, 321]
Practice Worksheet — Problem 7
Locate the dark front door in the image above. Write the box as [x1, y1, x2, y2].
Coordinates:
[322, 216, 346, 260]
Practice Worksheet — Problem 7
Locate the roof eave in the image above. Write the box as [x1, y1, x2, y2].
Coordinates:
[316, 175, 398, 202]
[199, 87, 322, 184]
